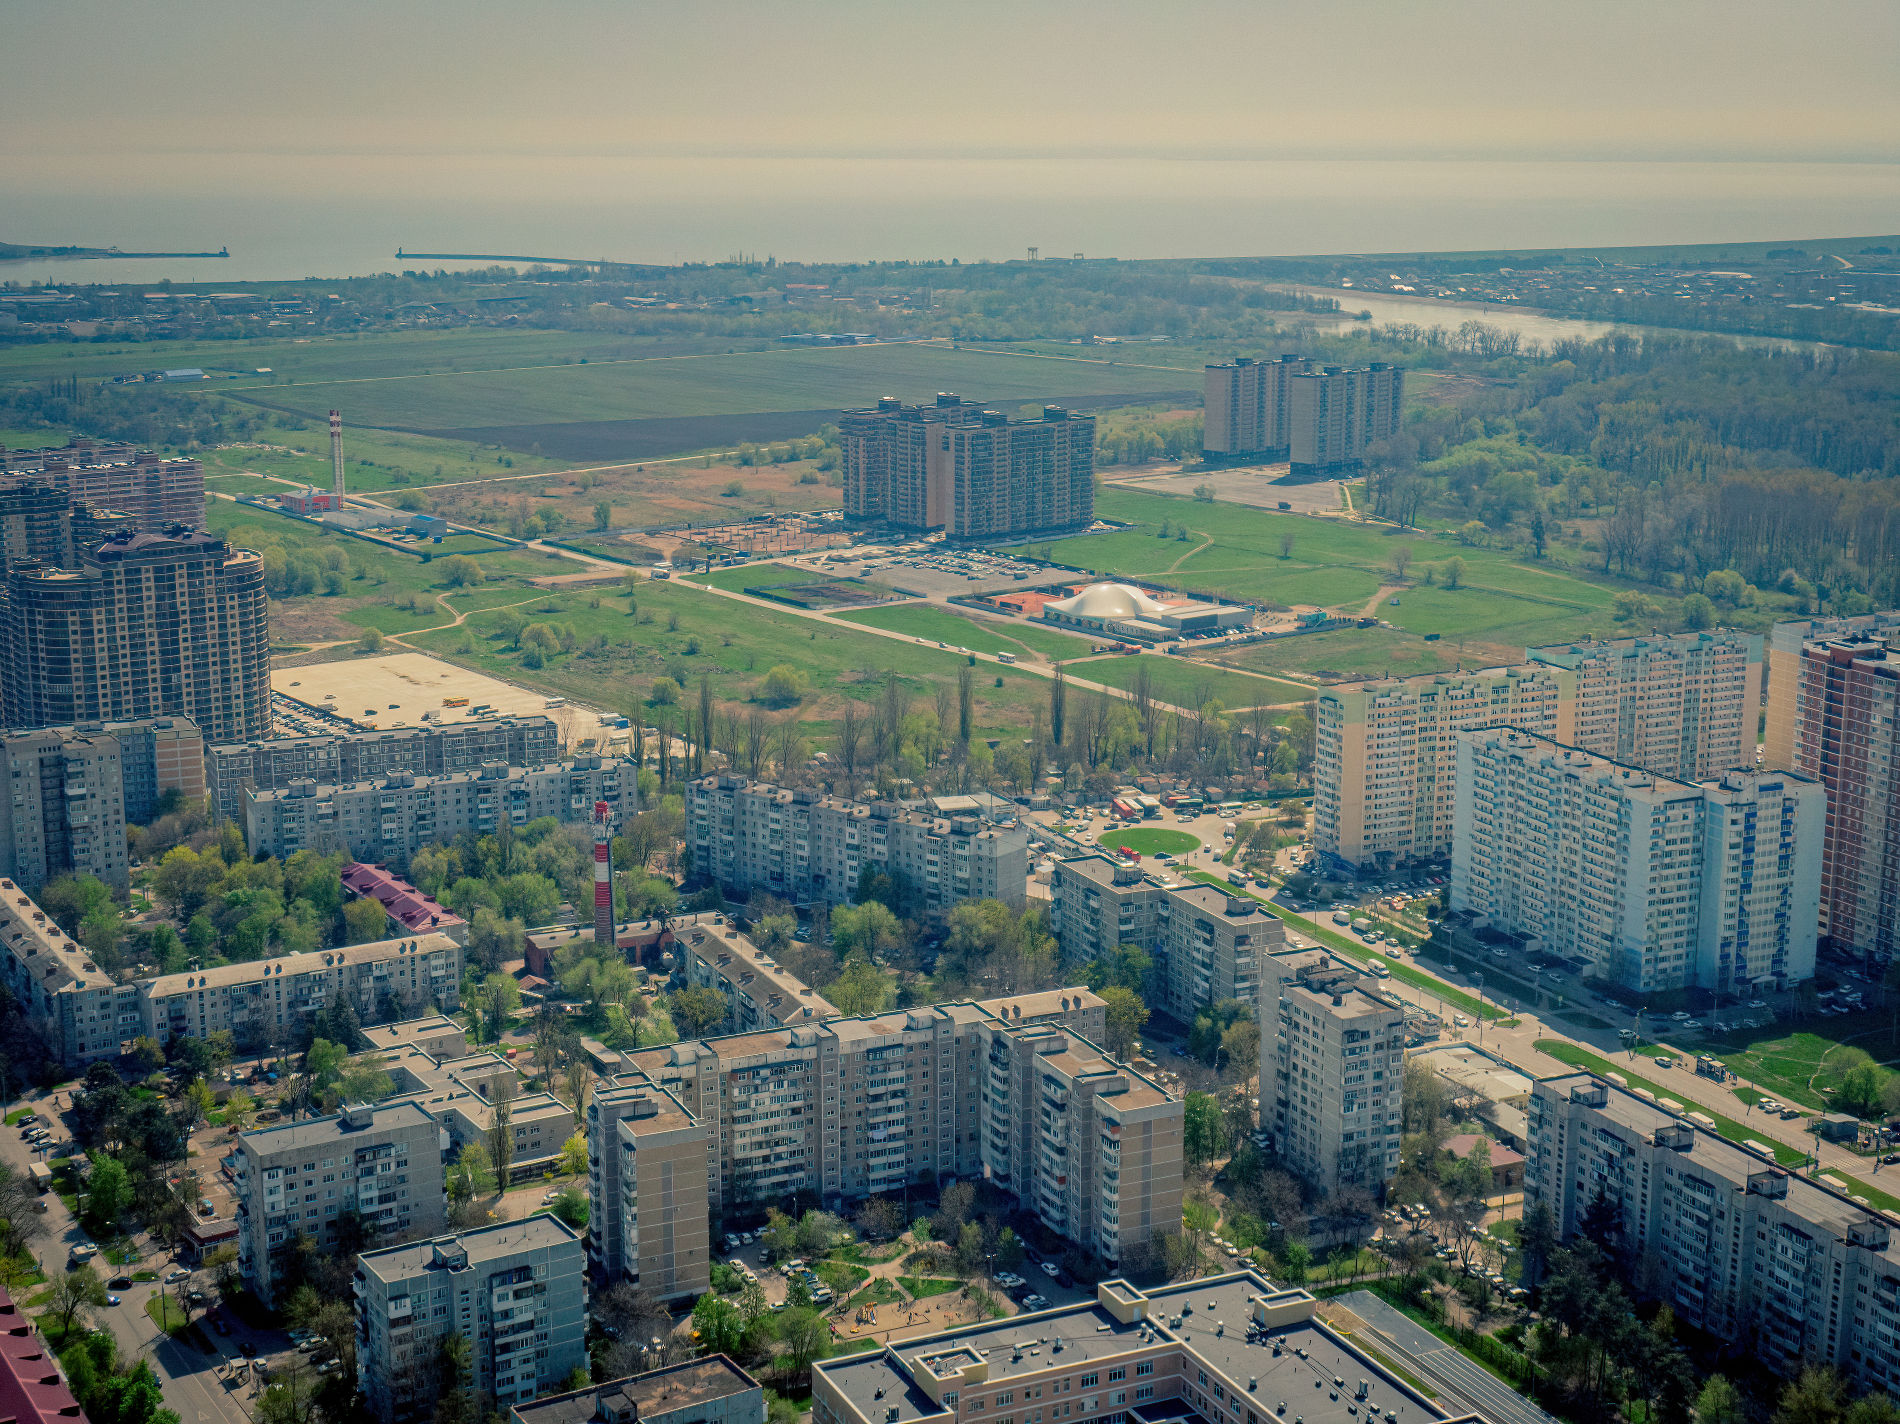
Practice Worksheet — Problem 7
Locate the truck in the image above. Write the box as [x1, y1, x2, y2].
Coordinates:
[27, 1163, 50, 1193]
[996, 652, 1017, 664]
[1695, 1054, 1731, 1082]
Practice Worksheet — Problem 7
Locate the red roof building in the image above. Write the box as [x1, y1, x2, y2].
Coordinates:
[0, 1286, 87, 1424]
[1440, 1133, 1525, 1189]
[342, 863, 466, 940]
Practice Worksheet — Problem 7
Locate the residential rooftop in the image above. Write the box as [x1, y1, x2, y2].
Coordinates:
[143, 931, 458, 994]
[509, 1357, 759, 1424]
[238, 1099, 436, 1155]
[357, 1212, 581, 1282]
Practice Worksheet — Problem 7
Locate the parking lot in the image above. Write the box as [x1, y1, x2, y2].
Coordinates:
[794, 539, 1048, 597]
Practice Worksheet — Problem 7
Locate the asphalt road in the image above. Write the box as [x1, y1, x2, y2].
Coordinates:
[0, 1088, 259, 1424]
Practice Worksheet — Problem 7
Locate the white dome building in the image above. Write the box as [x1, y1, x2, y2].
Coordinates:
[1039, 581, 1253, 642]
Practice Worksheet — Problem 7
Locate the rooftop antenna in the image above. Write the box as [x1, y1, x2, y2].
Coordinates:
[1027, 247, 1039, 262]
[330, 410, 345, 507]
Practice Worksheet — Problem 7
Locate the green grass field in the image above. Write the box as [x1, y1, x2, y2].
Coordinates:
[1079, 654, 1312, 710]
[203, 340, 1193, 435]
[1016, 488, 1665, 660]
[1209, 627, 1464, 682]
[405, 579, 1057, 738]
[694, 563, 830, 593]
[1099, 827, 1200, 856]
[1533, 1039, 1809, 1166]
[1701, 1020, 1900, 1112]
[199, 418, 575, 494]
[835, 604, 1096, 661]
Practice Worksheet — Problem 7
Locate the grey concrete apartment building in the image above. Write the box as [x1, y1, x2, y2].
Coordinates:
[584, 989, 1152, 1280]
[233, 1101, 448, 1309]
[1450, 730, 1823, 994]
[1258, 954, 1406, 1192]
[509, 1359, 763, 1424]
[974, 1019, 1183, 1262]
[686, 776, 1028, 921]
[0, 718, 204, 891]
[355, 1215, 586, 1422]
[141, 932, 463, 1052]
[679, 919, 839, 1033]
[1529, 1072, 1900, 1397]
[1049, 855, 1279, 1019]
[0, 875, 139, 1065]
[245, 755, 636, 862]
[207, 715, 561, 825]
[812, 1272, 1489, 1424]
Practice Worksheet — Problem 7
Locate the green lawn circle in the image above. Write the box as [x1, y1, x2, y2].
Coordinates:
[1098, 827, 1201, 857]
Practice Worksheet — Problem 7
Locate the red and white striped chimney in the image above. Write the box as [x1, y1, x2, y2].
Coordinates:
[592, 800, 613, 951]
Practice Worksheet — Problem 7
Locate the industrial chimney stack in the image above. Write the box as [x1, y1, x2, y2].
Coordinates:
[329, 410, 345, 506]
[592, 800, 614, 951]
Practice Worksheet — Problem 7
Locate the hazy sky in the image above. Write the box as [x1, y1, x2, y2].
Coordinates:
[7, 0, 1899, 199]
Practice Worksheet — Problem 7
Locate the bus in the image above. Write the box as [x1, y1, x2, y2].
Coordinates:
[1111, 797, 1141, 821]
[996, 652, 1017, 664]
[441, 696, 469, 708]
[1134, 794, 1162, 819]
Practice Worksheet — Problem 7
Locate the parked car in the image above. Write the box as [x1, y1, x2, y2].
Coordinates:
[1040, 1261, 1062, 1278]
[1022, 1294, 1048, 1310]
[1655, 1056, 1675, 1069]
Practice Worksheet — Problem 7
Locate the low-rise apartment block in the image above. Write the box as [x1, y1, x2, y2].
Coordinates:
[233, 1101, 448, 1309]
[0, 717, 204, 890]
[245, 755, 635, 862]
[1315, 666, 1573, 871]
[584, 989, 1139, 1280]
[509, 1358, 763, 1424]
[141, 932, 462, 1052]
[813, 1272, 1482, 1424]
[0, 877, 138, 1065]
[686, 776, 1028, 920]
[1050, 855, 1282, 1018]
[1450, 730, 1823, 993]
[1529, 1072, 1900, 1396]
[1764, 609, 1900, 771]
[679, 920, 838, 1032]
[974, 1020, 1183, 1262]
[1526, 630, 1762, 783]
[1789, 634, 1900, 962]
[1258, 954, 1405, 1192]
[355, 1215, 586, 1422]
[207, 715, 561, 824]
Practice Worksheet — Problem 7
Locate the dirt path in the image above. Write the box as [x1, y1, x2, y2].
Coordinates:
[1163, 531, 1214, 573]
[1359, 584, 1401, 616]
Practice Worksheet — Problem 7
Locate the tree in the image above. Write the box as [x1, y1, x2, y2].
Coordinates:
[559, 1133, 587, 1177]
[439, 555, 485, 587]
[669, 985, 728, 1038]
[779, 1308, 829, 1380]
[479, 973, 522, 1043]
[342, 897, 388, 945]
[448, 1142, 494, 1201]
[358, 627, 386, 654]
[593, 500, 613, 532]
[1086, 944, 1155, 997]
[1183, 1091, 1227, 1168]
[83, 1156, 132, 1235]
[826, 959, 894, 1016]
[1441, 556, 1466, 590]
[487, 1088, 515, 1188]
[1278, 532, 1295, 558]
[758, 666, 808, 709]
[1099, 986, 1149, 1058]
[1681, 592, 1717, 630]
[49, 1265, 107, 1339]
[854, 1196, 903, 1241]
[1695, 1375, 1746, 1424]
[1774, 1368, 1848, 1424]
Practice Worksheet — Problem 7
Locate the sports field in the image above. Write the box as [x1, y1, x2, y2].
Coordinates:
[1018, 487, 1654, 663]
[1099, 827, 1200, 856]
[834, 604, 1096, 662]
[1078, 654, 1312, 711]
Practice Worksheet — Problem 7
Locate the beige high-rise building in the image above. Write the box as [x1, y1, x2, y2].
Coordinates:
[587, 1081, 710, 1303]
[1, 438, 205, 531]
[1288, 363, 1403, 473]
[1526, 630, 1762, 782]
[1202, 355, 1309, 460]
[839, 396, 1095, 538]
[1764, 610, 1900, 771]
[1314, 666, 1574, 871]
[3, 528, 270, 742]
[1791, 636, 1900, 962]
[1259, 953, 1406, 1192]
